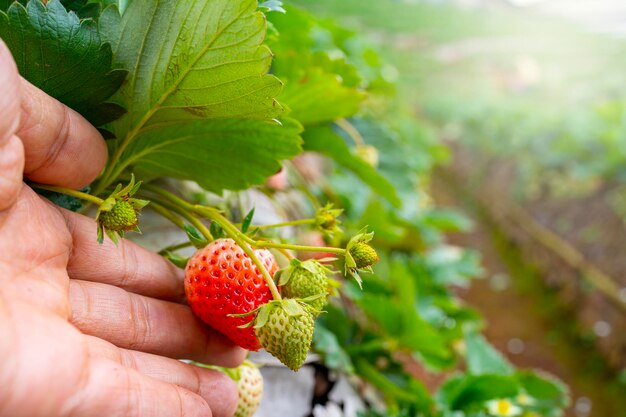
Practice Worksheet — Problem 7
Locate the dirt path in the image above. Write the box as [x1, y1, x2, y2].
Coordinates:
[433, 180, 626, 417]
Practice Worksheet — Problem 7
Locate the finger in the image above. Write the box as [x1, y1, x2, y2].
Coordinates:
[69, 279, 247, 367]
[64, 357, 212, 417]
[0, 295, 209, 417]
[85, 336, 238, 417]
[0, 41, 24, 211]
[18, 76, 107, 189]
[62, 208, 186, 302]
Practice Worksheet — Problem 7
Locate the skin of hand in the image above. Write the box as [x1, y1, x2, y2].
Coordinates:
[0, 40, 245, 417]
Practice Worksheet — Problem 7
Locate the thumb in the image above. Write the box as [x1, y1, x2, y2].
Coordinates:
[0, 40, 24, 212]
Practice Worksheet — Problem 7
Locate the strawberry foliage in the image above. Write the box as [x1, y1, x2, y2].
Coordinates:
[94, 0, 302, 194]
[0, 0, 127, 126]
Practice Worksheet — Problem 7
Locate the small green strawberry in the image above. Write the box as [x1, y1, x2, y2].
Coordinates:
[350, 242, 379, 269]
[254, 299, 314, 371]
[234, 361, 263, 417]
[278, 259, 336, 313]
[98, 199, 138, 232]
[95, 175, 149, 244]
[345, 228, 379, 287]
[315, 204, 343, 238]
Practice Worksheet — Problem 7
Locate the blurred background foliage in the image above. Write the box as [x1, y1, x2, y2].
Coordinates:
[274, 1, 626, 416]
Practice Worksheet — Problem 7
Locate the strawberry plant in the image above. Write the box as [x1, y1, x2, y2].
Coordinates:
[1, 0, 571, 416]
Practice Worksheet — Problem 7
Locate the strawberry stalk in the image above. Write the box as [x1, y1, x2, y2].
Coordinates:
[149, 202, 186, 229]
[158, 241, 194, 255]
[151, 198, 215, 242]
[196, 206, 346, 254]
[253, 240, 345, 254]
[30, 183, 105, 206]
[253, 218, 316, 230]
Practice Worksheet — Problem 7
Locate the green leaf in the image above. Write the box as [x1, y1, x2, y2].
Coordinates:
[98, 0, 299, 193]
[63, 1, 126, 20]
[313, 322, 354, 373]
[101, 0, 285, 126]
[436, 374, 518, 412]
[60, 0, 102, 19]
[303, 125, 400, 206]
[516, 371, 569, 415]
[253, 303, 272, 328]
[210, 221, 225, 239]
[0, 0, 127, 126]
[280, 68, 365, 126]
[162, 251, 189, 269]
[422, 209, 473, 233]
[122, 118, 302, 194]
[0, 0, 24, 11]
[184, 225, 208, 249]
[241, 207, 255, 233]
[356, 293, 454, 370]
[266, 6, 365, 126]
[464, 331, 514, 376]
[354, 358, 432, 409]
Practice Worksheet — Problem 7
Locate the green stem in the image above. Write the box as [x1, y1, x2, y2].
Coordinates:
[285, 160, 322, 210]
[95, 163, 128, 197]
[254, 218, 316, 230]
[93, 115, 153, 196]
[335, 118, 366, 147]
[254, 240, 345, 254]
[276, 247, 295, 260]
[158, 241, 194, 256]
[30, 183, 104, 206]
[146, 196, 214, 242]
[148, 202, 186, 229]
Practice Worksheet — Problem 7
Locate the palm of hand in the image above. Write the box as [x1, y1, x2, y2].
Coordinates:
[0, 187, 90, 415]
[0, 41, 243, 417]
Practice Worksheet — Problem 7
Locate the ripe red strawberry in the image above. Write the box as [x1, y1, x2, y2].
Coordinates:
[185, 238, 278, 350]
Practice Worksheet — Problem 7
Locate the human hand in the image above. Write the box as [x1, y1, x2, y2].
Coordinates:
[0, 40, 244, 417]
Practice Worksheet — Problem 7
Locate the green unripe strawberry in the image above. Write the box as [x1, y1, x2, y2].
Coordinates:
[95, 175, 149, 244]
[314, 204, 343, 238]
[344, 228, 378, 287]
[349, 242, 379, 269]
[99, 199, 138, 232]
[234, 362, 263, 417]
[254, 299, 314, 371]
[279, 259, 333, 312]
